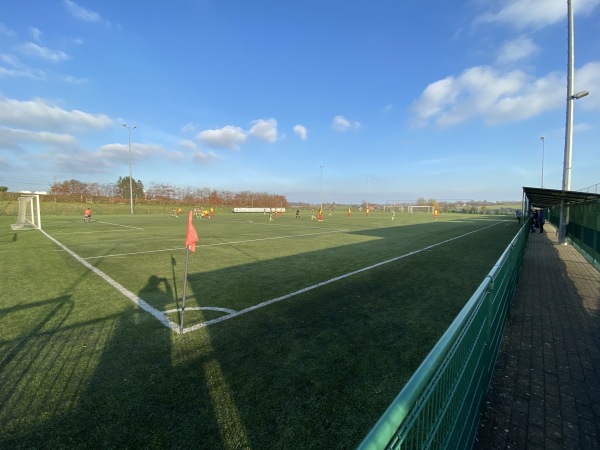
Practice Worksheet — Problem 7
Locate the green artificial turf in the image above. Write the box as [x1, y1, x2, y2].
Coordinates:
[0, 211, 520, 449]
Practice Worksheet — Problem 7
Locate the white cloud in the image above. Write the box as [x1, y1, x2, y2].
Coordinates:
[0, 54, 46, 79]
[62, 74, 88, 84]
[0, 23, 16, 38]
[196, 125, 247, 150]
[293, 124, 307, 140]
[98, 142, 169, 165]
[496, 36, 538, 65]
[574, 62, 600, 110]
[29, 27, 43, 41]
[249, 118, 278, 143]
[178, 139, 197, 150]
[63, 0, 103, 23]
[19, 42, 69, 62]
[0, 97, 113, 132]
[332, 115, 360, 132]
[0, 126, 74, 151]
[193, 150, 221, 163]
[410, 65, 578, 127]
[181, 122, 197, 133]
[474, 0, 600, 30]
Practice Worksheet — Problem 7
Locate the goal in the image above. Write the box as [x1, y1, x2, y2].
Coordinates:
[383, 205, 404, 213]
[408, 205, 433, 214]
[11, 195, 42, 230]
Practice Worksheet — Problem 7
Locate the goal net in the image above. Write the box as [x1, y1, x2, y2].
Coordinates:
[383, 205, 404, 213]
[408, 205, 433, 214]
[11, 195, 42, 230]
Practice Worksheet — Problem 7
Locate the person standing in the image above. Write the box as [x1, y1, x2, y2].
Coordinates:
[516, 209, 522, 224]
[531, 210, 538, 233]
[538, 209, 545, 233]
[83, 207, 92, 223]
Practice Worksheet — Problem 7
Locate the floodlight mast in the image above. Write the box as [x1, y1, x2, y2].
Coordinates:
[558, 0, 589, 244]
[539, 137, 545, 188]
[123, 123, 137, 214]
[320, 165, 324, 213]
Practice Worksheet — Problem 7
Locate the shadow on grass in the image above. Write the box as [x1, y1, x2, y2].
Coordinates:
[0, 278, 230, 449]
[0, 215, 523, 449]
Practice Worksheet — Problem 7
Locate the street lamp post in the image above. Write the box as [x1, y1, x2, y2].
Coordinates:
[122, 123, 137, 214]
[320, 165, 324, 213]
[540, 136, 545, 188]
[558, 0, 589, 243]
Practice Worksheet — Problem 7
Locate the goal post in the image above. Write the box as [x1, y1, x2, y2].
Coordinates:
[408, 205, 433, 214]
[11, 195, 42, 230]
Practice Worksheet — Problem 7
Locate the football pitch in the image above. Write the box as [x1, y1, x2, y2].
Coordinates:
[0, 210, 520, 449]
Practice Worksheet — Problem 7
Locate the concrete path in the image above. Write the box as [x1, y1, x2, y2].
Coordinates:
[474, 224, 600, 449]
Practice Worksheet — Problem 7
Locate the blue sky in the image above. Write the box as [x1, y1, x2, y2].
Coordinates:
[1, 0, 599, 204]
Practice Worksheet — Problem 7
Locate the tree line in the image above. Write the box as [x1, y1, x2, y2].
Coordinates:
[46, 178, 289, 207]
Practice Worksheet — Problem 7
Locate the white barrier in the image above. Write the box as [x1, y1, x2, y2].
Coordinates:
[232, 207, 286, 213]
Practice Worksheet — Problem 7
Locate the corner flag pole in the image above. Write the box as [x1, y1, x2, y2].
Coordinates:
[181, 211, 198, 333]
[180, 246, 190, 333]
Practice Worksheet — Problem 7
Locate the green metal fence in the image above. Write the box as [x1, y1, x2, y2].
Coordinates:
[549, 199, 600, 270]
[358, 224, 529, 450]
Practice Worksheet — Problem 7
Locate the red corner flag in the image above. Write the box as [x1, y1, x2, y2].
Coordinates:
[185, 210, 198, 252]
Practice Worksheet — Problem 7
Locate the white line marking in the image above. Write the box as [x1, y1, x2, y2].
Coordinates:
[83, 229, 349, 260]
[178, 220, 505, 333]
[83, 247, 185, 260]
[39, 228, 181, 333]
[163, 306, 237, 314]
[93, 220, 145, 230]
[40, 219, 506, 335]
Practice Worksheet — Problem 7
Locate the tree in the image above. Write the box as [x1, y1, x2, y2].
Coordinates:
[50, 179, 90, 195]
[116, 176, 145, 201]
[0, 186, 8, 193]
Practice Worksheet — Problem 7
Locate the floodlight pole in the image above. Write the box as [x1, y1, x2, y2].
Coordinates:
[367, 177, 370, 211]
[123, 123, 137, 214]
[540, 136, 545, 188]
[558, 0, 589, 244]
[320, 165, 324, 212]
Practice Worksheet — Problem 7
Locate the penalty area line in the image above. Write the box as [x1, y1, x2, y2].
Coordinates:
[179, 220, 505, 333]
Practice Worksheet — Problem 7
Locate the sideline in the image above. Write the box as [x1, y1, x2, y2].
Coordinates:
[41, 220, 507, 334]
[181, 220, 506, 333]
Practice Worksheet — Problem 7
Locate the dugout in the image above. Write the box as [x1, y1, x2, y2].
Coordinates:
[523, 186, 600, 269]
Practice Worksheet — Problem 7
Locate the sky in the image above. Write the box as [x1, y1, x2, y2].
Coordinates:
[1, 0, 599, 204]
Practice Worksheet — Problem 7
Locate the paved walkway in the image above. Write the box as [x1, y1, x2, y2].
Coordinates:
[474, 224, 600, 449]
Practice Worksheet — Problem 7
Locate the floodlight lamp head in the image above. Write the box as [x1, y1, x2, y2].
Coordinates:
[122, 123, 127, 127]
[572, 90, 589, 100]
[132, 125, 137, 129]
